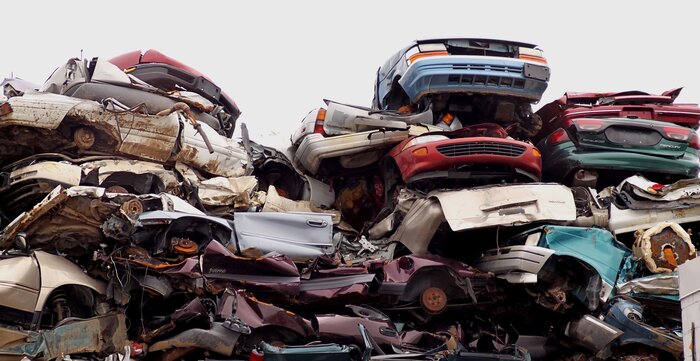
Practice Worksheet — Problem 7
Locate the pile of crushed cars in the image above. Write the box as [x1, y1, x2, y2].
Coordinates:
[1, 39, 700, 361]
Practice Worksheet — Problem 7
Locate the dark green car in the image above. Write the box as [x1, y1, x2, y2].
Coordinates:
[537, 117, 700, 188]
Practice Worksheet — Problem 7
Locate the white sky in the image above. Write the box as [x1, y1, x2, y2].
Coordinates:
[3, 1, 699, 147]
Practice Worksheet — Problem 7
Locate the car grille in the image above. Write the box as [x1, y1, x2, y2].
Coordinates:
[436, 141, 526, 157]
[449, 64, 525, 89]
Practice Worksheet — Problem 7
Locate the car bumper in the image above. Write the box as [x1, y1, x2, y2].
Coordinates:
[294, 130, 410, 175]
[475, 245, 555, 284]
[542, 142, 700, 181]
[393, 137, 542, 182]
[398, 56, 549, 102]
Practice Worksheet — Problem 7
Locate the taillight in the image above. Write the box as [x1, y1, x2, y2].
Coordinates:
[573, 119, 605, 131]
[249, 349, 264, 361]
[690, 134, 700, 150]
[661, 126, 692, 142]
[547, 128, 571, 145]
[314, 108, 326, 134]
[398, 256, 414, 270]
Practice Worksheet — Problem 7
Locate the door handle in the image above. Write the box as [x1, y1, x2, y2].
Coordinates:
[306, 219, 328, 228]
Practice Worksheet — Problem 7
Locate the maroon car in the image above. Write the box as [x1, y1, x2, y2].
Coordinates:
[384, 123, 541, 190]
[375, 255, 499, 315]
[535, 87, 700, 143]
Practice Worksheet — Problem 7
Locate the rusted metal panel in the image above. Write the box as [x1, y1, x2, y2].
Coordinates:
[0, 312, 127, 361]
[114, 111, 179, 162]
[148, 323, 241, 356]
[176, 120, 247, 177]
[81, 158, 182, 191]
[0, 102, 11, 116]
[0, 185, 68, 249]
[0, 92, 83, 129]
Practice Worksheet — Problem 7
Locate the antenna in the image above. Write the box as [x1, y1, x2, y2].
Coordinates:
[80, 49, 83, 60]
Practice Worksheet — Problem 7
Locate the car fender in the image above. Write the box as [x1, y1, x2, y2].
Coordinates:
[34, 251, 106, 312]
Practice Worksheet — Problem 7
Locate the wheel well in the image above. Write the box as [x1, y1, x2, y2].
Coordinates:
[379, 157, 403, 206]
[40, 284, 99, 328]
[537, 255, 602, 312]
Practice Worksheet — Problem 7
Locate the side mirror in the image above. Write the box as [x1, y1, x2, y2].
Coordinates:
[14, 232, 29, 252]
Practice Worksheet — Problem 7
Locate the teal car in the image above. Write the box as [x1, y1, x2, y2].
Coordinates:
[537, 117, 700, 188]
[476, 225, 632, 312]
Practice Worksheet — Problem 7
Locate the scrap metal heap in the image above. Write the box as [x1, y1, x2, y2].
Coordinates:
[1, 44, 699, 361]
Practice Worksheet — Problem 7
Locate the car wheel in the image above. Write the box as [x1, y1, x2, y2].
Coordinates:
[420, 287, 448, 315]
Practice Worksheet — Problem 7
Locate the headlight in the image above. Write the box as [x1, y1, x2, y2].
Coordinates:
[402, 135, 449, 151]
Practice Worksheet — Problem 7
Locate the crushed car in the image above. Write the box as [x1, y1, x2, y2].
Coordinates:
[371, 38, 549, 111]
[0, 246, 127, 360]
[382, 123, 542, 192]
[1, 42, 697, 361]
[535, 88, 700, 188]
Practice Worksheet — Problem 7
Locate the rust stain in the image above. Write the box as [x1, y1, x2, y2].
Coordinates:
[0, 102, 12, 116]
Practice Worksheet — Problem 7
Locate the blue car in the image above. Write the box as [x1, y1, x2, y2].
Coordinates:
[371, 38, 550, 112]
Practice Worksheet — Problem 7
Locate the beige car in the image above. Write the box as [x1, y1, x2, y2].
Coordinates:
[0, 246, 127, 360]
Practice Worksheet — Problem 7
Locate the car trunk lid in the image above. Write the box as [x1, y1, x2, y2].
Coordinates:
[570, 118, 695, 158]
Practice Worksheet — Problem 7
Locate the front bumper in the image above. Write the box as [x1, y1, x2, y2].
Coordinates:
[399, 56, 549, 102]
[393, 137, 542, 182]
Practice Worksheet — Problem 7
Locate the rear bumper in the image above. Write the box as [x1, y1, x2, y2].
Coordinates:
[392, 137, 542, 182]
[399, 56, 549, 102]
[294, 130, 410, 174]
[542, 142, 700, 181]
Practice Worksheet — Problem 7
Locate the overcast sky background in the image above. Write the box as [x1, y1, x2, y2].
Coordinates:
[3, 1, 698, 147]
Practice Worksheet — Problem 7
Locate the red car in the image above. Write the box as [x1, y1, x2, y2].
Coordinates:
[109, 49, 241, 137]
[535, 88, 700, 143]
[384, 123, 541, 189]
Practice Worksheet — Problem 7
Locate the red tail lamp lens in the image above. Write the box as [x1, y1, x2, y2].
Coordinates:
[547, 128, 570, 145]
[249, 349, 264, 361]
[398, 256, 414, 270]
[314, 108, 327, 134]
[662, 127, 692, 142]
[690, 134, 700, 150]
[574, 119, 604, 131]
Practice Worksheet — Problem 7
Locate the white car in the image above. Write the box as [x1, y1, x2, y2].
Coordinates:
[291, 100, 439, 175]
